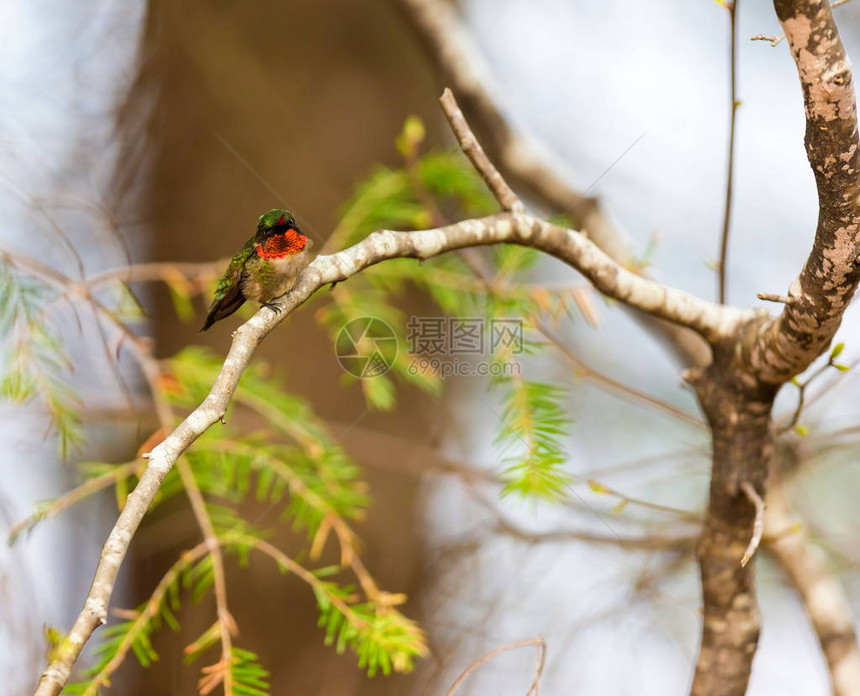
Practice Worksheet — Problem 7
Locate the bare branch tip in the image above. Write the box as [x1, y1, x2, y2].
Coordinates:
[757, 292, 790, 304]
[750, 33, 783, 47]
[681, 368, 703, 386]
[446, 637, 547, 696]
[438, 87, 524, 214]
[740, 481, 765, 567]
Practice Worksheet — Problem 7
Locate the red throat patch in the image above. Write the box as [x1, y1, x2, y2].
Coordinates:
[256, 229, 307, 259]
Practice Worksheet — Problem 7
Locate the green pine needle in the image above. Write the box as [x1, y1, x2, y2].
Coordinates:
[0, 261, 82, 456]
[495, 379, 572, 501]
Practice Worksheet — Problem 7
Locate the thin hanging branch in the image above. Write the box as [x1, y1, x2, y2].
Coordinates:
[536, 321, 706, 429]
[445, 637, 547, 696]
[718, 0, 740, 304]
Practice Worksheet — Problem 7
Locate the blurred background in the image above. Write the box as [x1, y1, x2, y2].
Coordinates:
[4, 0, 860, 694]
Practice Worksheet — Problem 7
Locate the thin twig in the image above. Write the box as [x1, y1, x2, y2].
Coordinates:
[779, 380, 809, 436]
[7, 461, 141, 544]
[536, 321, 706, 429]
[740, 481, 765, 567]
[750, 33, 783, 46]
[469, 482, 697, 550]
[585, 479, 702, 522]
[791, 357, 860, 418]
[445, 637, 547, 696]
[80, 260, 222, 289]
[400, 142, 648, 423]
[777, 356, 842, 434]
[756, 292, 790, 304]
[718, 0, 740, 305]
[440, 88, 524, 214]
[248, 536, 425, 657]
[176, 460, 236, 695]
[750, 0, 854, 46]
[491, 518, 695, 552]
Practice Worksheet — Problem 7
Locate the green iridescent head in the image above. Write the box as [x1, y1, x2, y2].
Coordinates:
[256, 209, 296, 238]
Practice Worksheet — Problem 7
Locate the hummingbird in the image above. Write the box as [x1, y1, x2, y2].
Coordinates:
[201, 209, 314, 331]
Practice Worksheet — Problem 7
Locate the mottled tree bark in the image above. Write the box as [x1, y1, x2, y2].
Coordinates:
[753, 0, 860, 384]
[689, 329, 779, 696]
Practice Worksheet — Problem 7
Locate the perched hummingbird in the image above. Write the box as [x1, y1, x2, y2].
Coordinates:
[201, 209, 314, 331]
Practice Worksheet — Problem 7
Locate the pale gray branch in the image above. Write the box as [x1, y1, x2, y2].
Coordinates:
[439, 87, 523, 214]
